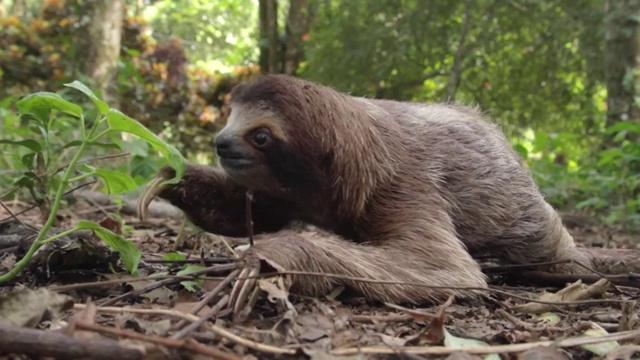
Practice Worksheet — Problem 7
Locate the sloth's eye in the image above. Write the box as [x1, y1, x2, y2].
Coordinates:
[249, 128, 272, 148]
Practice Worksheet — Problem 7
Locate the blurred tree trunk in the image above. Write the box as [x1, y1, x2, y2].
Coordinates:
[604, 0, 640, 137]
[259, 0, 279, 74]
[445, 0, 473, 101]
[10, 0, 26, 18]
[283, 0, 313, 75]
[259, 0, 314, 75]
[76, 0, 124, 101]
[0, 2, 5, 17]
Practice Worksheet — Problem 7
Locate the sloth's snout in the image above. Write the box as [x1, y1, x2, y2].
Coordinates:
[214, 134, 233, 157]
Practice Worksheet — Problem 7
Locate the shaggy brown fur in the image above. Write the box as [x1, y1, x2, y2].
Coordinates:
[151, 74, 599, 304]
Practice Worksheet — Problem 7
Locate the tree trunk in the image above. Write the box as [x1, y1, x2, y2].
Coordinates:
[283, 0, 313, 76]
[259, 0, 279, 74]
[445, 0, 473, 101]
[604, 0, 640, 135]
[77, 0, 124, 101]
[10, 0, 26, 18]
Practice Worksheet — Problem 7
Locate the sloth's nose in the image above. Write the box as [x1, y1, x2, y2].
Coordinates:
[214, 133, 239, 158]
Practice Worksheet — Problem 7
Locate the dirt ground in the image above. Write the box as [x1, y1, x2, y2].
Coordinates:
[0, 193, 639, 360]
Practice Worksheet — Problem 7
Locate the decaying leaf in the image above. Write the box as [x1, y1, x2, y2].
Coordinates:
[385, 295, 454, 345]
[117, 314, 172, 336]
[302, 348, 366, 360]
[0, 288, 74, 328]
[257, 276, 296, 313]
[580, 322, 620, 357]
[538, 312, 561, 326]
[296, 313, 335, 342]
[516, 346, 569, 360]
[511, 279, 610, 314]
[443, 329, 500, 360]
[445, 352, 483, 360]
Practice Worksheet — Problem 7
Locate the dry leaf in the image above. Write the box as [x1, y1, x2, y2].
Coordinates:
[511, 279, 610, 314]
[0, 288, 74, 328]
[517, 346, 569, 360]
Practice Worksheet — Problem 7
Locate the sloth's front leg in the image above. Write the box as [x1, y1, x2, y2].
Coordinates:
[138, 164, 294, 237]
[229, 227, 488, 316]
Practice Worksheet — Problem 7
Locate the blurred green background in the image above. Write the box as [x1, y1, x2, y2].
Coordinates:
[1, 0, 639, 231]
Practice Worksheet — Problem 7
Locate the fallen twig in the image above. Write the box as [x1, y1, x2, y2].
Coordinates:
[171, 294, 229, 340]
[74, 320, 240, 360]
[171, 269, 240, 331]
[237, 270, 628, 307]
[74, 303, 297, 356]
[98, 262, 237, 306]
[330, 328, 640, 356]
[0, 324, 144, 360]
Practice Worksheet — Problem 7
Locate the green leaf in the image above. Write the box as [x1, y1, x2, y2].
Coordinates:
[539, 312, 561, 326]
[94, 168, 138, 194]
[443, 329, 500, 360]
[163, 252, 186, 261]
[0, 139, 42, 153]
[580, 323, 619, 356]
[16, 92, 82, 122]
[105, 109, 185, 184]
[21, 153, 36, 169]
[76, 220, 141, 274]
[63, 81, 109, 114]
[177, 264, 206, 292]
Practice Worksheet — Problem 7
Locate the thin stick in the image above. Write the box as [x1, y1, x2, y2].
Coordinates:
[74, 303, 297, 356]
[0, 200, 39, 232]
[171, 295, 229, 340]
[0, 180, 96, 222]
[98, 263, 237, 307]
[330, 329, 640, 356]
[74, 320, 240, 360]
[171, 269, 240, 331]
[237, 270, 628, 306]
[245, 190, 254, 246]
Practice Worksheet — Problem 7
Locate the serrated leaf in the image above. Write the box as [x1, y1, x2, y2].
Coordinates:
[177, 265, 206, 292]
[63, 81, 109, 114]
[76, 220, 141, 274]
[0, 139, 42, 152]
[105, 109, 185, 184]
[94, 168, 138, 194]
[16, 92, 82, 122]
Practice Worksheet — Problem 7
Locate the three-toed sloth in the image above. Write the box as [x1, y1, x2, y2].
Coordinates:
[146, 74, 598, 305]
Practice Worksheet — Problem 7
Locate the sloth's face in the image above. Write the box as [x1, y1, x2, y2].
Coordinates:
[213, 103, 288, 194]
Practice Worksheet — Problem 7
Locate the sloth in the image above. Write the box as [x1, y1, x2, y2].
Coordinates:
[140, 74, 605, 313]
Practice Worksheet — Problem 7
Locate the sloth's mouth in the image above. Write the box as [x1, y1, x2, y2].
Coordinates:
[220, 156, 255, 170]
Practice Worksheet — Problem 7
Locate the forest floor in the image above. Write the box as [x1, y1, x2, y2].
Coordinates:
[0, 192, 639, 360]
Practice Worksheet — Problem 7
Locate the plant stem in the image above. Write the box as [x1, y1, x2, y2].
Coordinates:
[68, 172, 95, 183]
[0, 127, 95, 283]
[39, 226, 80, 244]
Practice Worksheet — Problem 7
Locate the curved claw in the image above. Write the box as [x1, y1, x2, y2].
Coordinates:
[229, 267, 260, 316]
[136, 176, 166, 222]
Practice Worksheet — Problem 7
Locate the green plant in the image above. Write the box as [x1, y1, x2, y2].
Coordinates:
[0, 81, 186, 283]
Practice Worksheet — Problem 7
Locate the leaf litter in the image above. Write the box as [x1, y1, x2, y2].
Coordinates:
[0, 200, 639, 359]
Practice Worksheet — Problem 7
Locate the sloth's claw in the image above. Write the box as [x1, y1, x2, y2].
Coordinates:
[230, 266, 260, 317]
[137, 176, 166, 221]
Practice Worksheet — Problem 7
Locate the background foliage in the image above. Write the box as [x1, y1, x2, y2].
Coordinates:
[1, 0, 638, 231]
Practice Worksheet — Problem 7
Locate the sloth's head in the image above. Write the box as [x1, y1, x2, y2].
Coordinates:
[213, 75, 327, 197]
